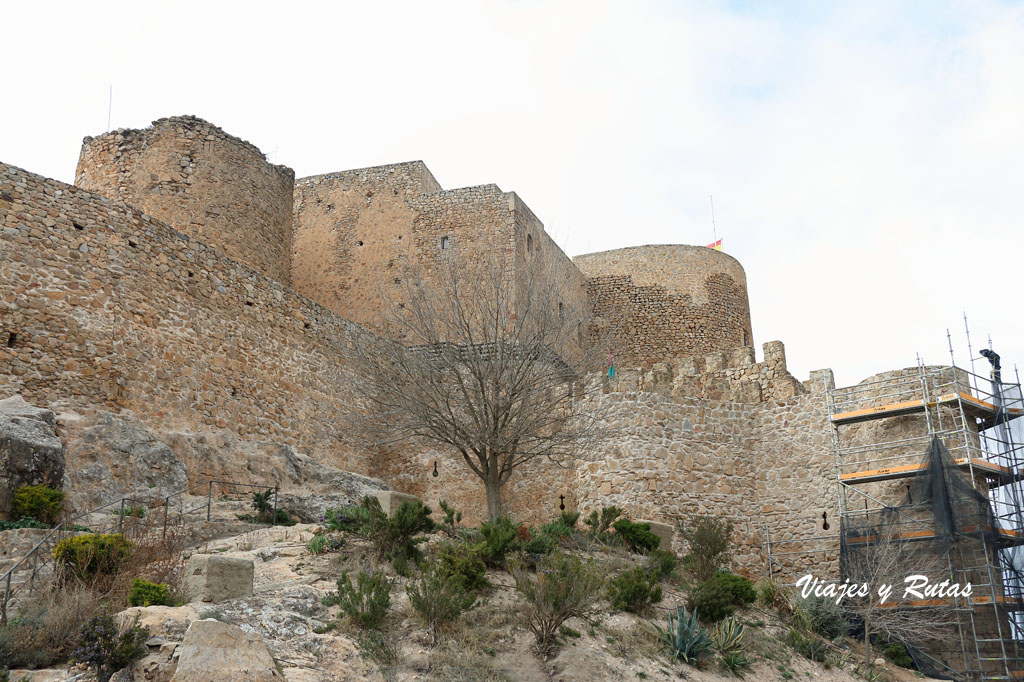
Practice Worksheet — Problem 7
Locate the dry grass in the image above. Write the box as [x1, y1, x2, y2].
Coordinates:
[0, 581, 106, 668]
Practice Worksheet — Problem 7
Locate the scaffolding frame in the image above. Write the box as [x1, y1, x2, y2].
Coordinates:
[825, 359, 1024, 681]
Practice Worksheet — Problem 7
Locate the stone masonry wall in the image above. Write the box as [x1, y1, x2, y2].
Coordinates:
[0, 161, 365, 471]
[75, 116, 295, 285]
[574, 245, 754, 369]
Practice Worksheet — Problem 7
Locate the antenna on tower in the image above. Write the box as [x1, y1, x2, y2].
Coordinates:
[106, 85, 112, 132]
[710, 195, 718, 244]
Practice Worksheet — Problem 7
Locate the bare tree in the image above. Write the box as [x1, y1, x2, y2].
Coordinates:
[841, 520, 957, 670]
[347, 244, 608, 520]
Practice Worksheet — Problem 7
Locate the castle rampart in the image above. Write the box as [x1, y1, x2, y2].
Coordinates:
[75, 116, 295, 285]
[574, 245, 754, 368]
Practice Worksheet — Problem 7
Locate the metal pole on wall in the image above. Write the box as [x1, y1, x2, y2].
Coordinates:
[207, 481, 213, 522]
[272, 487, 279, 528]
[163, 497, 169, 540]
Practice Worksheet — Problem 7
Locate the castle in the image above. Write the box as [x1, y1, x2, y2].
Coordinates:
[2, 116, 1021, 677]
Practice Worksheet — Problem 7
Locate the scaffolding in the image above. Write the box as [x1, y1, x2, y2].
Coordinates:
[827, 358, 1024, 681]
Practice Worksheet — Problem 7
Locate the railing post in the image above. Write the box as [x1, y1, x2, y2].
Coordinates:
[272, 486, 279, 528]
[2, 571, 10, 625]
[118, 498, 125, 533]
[163, 497, 169, 540]
[207, 480, 213, 522]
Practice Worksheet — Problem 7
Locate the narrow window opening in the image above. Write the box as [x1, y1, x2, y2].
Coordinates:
[394, 278, 401, 286]
[304, 321, 311, 329]
[398, 235, 403, 241]
[527, 234, 533, 252]
[245, 300, 254, 307]
[127, 239, 138, 248]
[72, 221, 85, 231]
[357, 240, 364, 247]
[6, 332, 16, 348]
[231, 387, 238, 397]
[558, 302, 564, 319]
[187, 271, 194, 278]
[440, 236, 450, 250]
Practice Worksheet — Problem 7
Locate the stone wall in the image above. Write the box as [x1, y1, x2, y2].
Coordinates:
[0, 161, 364, 471]
[574, 245, 754, 369]
[75, 116, 295, 285]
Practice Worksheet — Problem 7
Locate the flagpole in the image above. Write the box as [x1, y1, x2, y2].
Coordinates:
[710, 195, 717, 245]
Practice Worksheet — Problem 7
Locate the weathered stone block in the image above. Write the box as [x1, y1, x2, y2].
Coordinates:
[0, 395, 64, 520]
[375, 490, 419, 517]
[636, 519, 674, 550]
[171, 619, 281, 681]
[183, 554, 253, 603]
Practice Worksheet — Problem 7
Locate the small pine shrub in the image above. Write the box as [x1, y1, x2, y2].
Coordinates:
[612, 518, 661, 554]
[53, 534, 132, 581]
[608, 567, 663, 614]
[709, 573, 756, 606]
[656, 606, 714, 667]
[128, 579, 169, 607]
[795, 595, 848, 640]
[12, 485, 65, 525]
[520, 532, 557, 556]
[406, 562, 476, 644]
[435, 541, 489, 592]
[322, 571, 392, 629]
[584, 506, 621, 535]
[324, 505, 372, 533]
[251, 489, 274, 521]
[381, 499, 435, 565]
[72, 614, 150, 682]
[438, 499, 462, 532]
[540, 521, 573, 542]
[479, 517, 519, 566]
[510, 550, 605, 656]
[646, 549, 678, 579]
[559, 511, 581, 529]
[677, 513, 733, 582]
[688, 578, 736, 623]
[884, 642, 914, 668]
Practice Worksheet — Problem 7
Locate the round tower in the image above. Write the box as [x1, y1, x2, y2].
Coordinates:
[573, 244, 754, 368]
[76, 116, 295, 285]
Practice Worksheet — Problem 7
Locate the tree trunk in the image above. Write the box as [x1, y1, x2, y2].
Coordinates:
[484, 467, 503, 521]
[864, 618, 872, 668]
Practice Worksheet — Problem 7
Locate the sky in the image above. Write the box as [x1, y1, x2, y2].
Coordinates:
[3, 0, 1023, 387]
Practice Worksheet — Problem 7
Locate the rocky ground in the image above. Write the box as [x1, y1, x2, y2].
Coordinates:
[7, 516, 938, 682]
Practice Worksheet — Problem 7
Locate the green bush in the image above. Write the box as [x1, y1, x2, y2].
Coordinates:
[646, 549, 678, 579]
[786, 629, 828, 662]
[608, 567, 663, 614]
[0, 517, 51, 531]
[12, 485, 64, 525]
[584, 506, 621, 535]
[612, 518, 660, 554]
[520, 532, 557, 556]
[559, 511, 581, 529]
[322, 571, 392, 629]
[479, 517, 519, 566]
[795, 595, 848, 640]
[711, 616, 745, 655]
[540, 521, 573, 542]
[884, 642, 914, 668]
[510, 550, 605, 656]
[128, 579, 169, 607]
[328, 496, 434, 568]
[115, 505, 146, 518]
[53, 534, 132, 580]
[435, 541, 489, 592]
[677, 513, 733, 582]
[688, 578, 736, 623]
[656, 606, 713, 667]
[324, 504, 372, 533]
[72, 614, 149, 682]
[438, 499, 462, 533]
[710, 573, 756, 605]
[406, 561, 476, 644]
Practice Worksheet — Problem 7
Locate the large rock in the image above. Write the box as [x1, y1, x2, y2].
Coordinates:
[60, 411, 189, 511]
[0, 395, 64, 520]
[171, 619, 281, 681]
[375, 490, 420, 517]
[183, 554, 253, 603]
[163, 430, 388, 522]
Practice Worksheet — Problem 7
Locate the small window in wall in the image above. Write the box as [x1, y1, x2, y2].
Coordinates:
[558, 302, 564, 319]
[527, 234, 533, 252]
[5, 332, 16, 348]
[441, 236, 450, 250]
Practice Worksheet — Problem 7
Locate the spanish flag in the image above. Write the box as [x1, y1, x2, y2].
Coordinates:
[705, 239, 723, 251]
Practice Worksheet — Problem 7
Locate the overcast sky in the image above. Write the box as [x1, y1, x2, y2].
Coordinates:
[4, 1, 1023, 387]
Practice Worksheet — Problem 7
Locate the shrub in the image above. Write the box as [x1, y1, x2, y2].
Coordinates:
[688, 578, 736, 623]
[608, 567, 663, 614]
[115, 505, 146, 518]
[12, 485, 64, 525]
[479, 516, 519, 566]
[406, 561, 477, 644]
[0, 517, 51, 531]
[656, 606, 713, 667]
[559, 511, 581, 529]
[646, 549, 678, 579]
[328, 496, 434, 568]
[72, 613, 149, 682]
[720, 651, 751, 676]
[249, 489, 295, 525]
[584, 506, 621, 535]
[128, 578, 169, 607]
[322, 571, 391, 629]
[0, 583, 105, 669]
[677, 513, 733, 582]
[540, 521, 573, 542]
[786, 629, 828, 662]
[438, 499, 462, 531]
[435, 541, 489, 592]
[53, 534, 132, 581]
[510, 550, 605, 656]
[521, 532, 557, 557]
[795, 595, 848, 640]
[612, 518, 660, 554]
[884, 642, 913, 668]
[710, 573, 756, 606]
[324, 504, 372, 533]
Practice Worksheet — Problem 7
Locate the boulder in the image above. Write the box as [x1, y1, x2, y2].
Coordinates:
[60, 411, 189, 511]
[635, 518, 675, 550]
[183, 554, 253, 603]
[170, 619, 281, 681]
[0, 395, 64, 520]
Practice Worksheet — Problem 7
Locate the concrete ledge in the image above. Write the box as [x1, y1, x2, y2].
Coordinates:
[184, 554, 253, 603]
[636, 519, 675, 551]
[375, 490, 420, 517]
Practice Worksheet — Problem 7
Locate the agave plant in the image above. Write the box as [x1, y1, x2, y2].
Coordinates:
[656, 606, 714, 666]
[712, 616, 745, 655]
